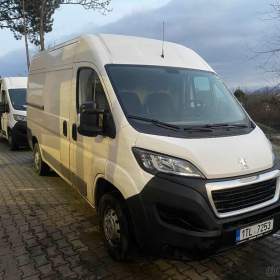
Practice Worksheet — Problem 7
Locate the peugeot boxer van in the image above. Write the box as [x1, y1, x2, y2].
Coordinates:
[27, 34, 280, 260]
[0, 77, 28, 149]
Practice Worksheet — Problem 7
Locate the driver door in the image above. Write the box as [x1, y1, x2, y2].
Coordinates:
[69, 63, 111, 201]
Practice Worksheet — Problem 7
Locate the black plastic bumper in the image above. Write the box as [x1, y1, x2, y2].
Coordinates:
[12, 121, 28, 145]
[126, 172, 280, 259]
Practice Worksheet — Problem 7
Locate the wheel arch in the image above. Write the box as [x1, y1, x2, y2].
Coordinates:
[93, 176, 126, 210]
[93, 162, 142, 209]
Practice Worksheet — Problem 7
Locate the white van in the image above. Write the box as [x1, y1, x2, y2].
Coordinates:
[0, 77, 28, 149]
[27, 34, 280, 260]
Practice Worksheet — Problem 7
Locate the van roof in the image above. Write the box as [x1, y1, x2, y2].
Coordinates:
[1, 77, 27, 89]
[30, 34, 214, 73]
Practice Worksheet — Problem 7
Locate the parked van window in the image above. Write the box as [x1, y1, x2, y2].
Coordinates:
[8, 88, 27, 111]
[77, 68, 109, 111]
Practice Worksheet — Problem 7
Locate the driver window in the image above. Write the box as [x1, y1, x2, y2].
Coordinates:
[77, 68, 109, 112]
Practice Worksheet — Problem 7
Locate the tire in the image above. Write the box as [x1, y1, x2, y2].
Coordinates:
[33, 143, 49, 176]
[98, 193, 132, 261]
[8, 131, 18, 150]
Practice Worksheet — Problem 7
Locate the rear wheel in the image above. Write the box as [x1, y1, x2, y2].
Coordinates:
[8, 131, 18, 150]
[33, 143, 49, 176]
[98, 193, 133, 261]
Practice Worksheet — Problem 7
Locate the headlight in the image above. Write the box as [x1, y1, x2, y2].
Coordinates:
[132, 147, 204, 178]
[13, 114, 26, 122]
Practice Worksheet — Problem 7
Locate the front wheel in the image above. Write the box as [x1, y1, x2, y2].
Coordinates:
[98, 193, 133, 261]
[33, 143, 49, 176]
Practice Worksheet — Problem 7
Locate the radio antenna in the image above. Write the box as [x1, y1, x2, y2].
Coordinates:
[161, 21, 165, 58]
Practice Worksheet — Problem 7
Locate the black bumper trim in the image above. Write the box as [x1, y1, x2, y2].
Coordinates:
[11, 121, 28, 144]
[126, 172, 280, 258]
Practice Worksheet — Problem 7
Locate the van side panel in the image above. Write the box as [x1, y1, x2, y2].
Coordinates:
[28, 42, 77, 183]
[28, 68, 72, 182]
[28, 68, 72, 179]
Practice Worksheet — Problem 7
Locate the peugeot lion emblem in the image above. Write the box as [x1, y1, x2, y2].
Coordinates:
[239, 157, 249, 170]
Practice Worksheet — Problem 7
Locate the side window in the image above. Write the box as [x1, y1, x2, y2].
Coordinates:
[77, 68, 109, 112]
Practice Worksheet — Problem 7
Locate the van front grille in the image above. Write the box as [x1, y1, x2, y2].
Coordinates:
[212, 179, 277, 214]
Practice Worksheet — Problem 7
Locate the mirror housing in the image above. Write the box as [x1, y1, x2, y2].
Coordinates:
[78, 102, 116, 138]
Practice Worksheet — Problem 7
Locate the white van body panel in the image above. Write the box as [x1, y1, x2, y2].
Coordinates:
[135, 126, 273, 180]
[27, 33, 280, 258]
[3, 77, 27, 90]
[27, 34, 273, 202]
[76, 34, 214, 72]
[104, 125, 153, 199]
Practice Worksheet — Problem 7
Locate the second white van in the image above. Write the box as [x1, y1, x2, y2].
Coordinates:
[27, 34, 280, 261]
[0, 77, 28, 149]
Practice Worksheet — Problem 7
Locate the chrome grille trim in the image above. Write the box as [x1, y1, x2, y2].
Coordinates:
[206, 170, 280, 218]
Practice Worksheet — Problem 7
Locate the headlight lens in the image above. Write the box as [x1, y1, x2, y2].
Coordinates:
[13, 114, 26, 122]
[133, 147, 204, 177]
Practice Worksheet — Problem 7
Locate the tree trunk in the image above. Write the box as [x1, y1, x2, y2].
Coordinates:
[39, 0, 46, 51]
[22, 0, 30, 69]
[24, 33, 30, 70]
[39, 21, 45, 51]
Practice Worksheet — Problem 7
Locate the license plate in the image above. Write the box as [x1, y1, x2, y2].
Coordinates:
[236, 219, 274, 243]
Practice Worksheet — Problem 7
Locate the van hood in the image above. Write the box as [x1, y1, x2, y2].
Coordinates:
[135, 126, 274, 179]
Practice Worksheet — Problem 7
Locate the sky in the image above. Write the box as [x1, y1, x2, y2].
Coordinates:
[0, 0, 278, 89]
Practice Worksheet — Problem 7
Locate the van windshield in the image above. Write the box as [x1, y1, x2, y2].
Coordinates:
[8, 88, 27, 111]
[106, 65, 250, 131]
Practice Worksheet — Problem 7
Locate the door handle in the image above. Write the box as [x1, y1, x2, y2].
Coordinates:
[63, 120, 67, 137]
[72, 123, 77, 141]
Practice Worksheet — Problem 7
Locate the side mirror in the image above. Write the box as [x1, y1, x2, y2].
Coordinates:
[0, 103, 6, 114]
[78, 102, 116, 138]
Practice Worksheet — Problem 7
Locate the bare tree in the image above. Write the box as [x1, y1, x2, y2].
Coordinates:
[0, 0, 111, 69]
[254, 1, 280, 85]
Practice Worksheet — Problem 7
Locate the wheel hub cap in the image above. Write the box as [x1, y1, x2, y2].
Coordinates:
[34, 151, 40, 170]
[103, 208, 120, 246]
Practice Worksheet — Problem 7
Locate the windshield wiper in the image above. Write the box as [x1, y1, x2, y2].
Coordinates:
[128, 115, 215, 132]
[183, 126, 214, 132]
[127, 115, 181, 131]
[202, 123, 248, 129]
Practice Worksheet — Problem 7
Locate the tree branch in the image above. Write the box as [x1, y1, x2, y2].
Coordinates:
[61, 0, 111, 12]
[257, 48, 280, 54]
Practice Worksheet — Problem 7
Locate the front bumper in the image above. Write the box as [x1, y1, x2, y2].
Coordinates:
[126, 169, 280, 259]
[11, 121, 28, 145]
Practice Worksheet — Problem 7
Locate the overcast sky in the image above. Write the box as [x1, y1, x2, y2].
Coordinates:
[0, 0, 278, 89]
